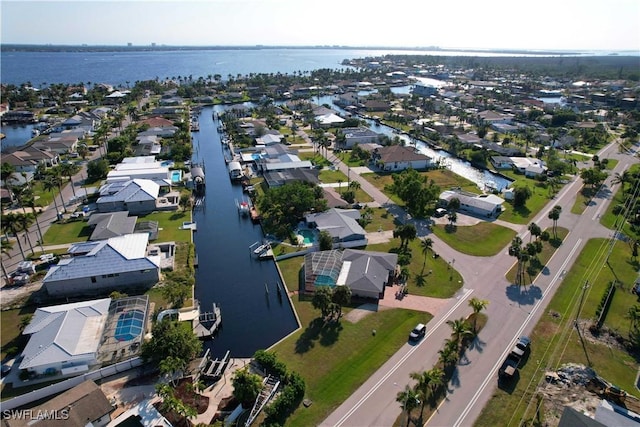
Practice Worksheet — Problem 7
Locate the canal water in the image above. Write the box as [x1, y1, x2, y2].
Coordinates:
[192, 106, 298, 359]
[317, 92, 513, 191]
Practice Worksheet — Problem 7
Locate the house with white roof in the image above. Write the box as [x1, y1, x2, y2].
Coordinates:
[315, 113, 345, 128]
[439, 189, 504, 218]
[106, 157, 170, 183]
[18, 298, 111, 375]
[96, 179, 165, 214]
[43, 233, 160, 296]
[305, 208, 368, 247]
[303, 249, 398, 299]
[339, 127, 382, 149]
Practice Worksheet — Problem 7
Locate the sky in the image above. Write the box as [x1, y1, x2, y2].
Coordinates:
[1, 0, 639, 52]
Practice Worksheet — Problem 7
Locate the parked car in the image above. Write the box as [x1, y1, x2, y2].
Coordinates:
[409, 323, 426, 341]
[511, 336, 531, 359]
[434, 208, 447, 217]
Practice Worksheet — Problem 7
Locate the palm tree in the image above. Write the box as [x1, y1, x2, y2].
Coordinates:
[410, 370, 432, 416]
[2, 213, 26, 260]
[527, 222, 541, 242]
[426, 367, 445, 400]
[43, 175, 63, 214]
[1, 239, 14, 280]
[447, 211, 457, 229]
[396, 385, 420, 427]
[509, 236, 524, 286]
[59, 162, 79, 199]
[627, 305, 640, 335]
[420, 237, 433, 265]
[548, 205, 562, 238]
[468, 297, 489, 331]
[447, 317, 473, 347]
[438, 338, 460, 367]
[17, 213, 35, 255]
[612, 170, 631, 194]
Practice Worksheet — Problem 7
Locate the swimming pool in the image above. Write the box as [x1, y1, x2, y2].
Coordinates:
[171, 170, 182, 183]
[161, 160, 175, 167]
[114, 310, 145, 342]
[315, 274, 336, 287]
[298, 229, 316, 244]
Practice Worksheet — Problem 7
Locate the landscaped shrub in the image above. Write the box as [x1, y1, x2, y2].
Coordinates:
[595, 281, 617, 328]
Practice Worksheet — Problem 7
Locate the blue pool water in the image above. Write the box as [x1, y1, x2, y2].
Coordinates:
[171, 170, 182, 183]
[315, 274, 336, 287]
[299, 229, 316, 244]
[114, 310, 145, 342]
[161, 160, 175, 167]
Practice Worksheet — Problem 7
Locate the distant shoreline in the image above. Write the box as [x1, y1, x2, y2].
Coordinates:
[0, 44, 597, 56]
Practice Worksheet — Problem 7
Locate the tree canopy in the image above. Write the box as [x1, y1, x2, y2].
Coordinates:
[389, 168, 440, 218]
[258, 181, 327, 238]
[141, 319, 202, 367]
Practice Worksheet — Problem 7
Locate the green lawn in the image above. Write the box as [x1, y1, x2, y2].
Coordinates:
[43, 219, 92, 245]
[298, 152, 332, 167]
[431, 222, 516, 257]
[362, 207, 400, 233]
[366, 240, 464, 298]
[318, 169, 349, 184]
[498, 171, 561, 224]
[571, 185, 597, 215]
[476, 237, 640, 427]
[600, 163, 640, 233]
[136, 211, 193, 243]
[505, 228, 569, 285]
[273, 234, 464, 425]
[271, 260, 428, 426]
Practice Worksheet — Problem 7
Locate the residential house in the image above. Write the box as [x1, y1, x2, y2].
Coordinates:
[35, 130, 81, 154]
[412, 83, 439, 97]
[256, 132, 284, 146]
[316, 113, 345, 128]
[490, 156, 515, 170]
[477, 110, 513, 124]
[263, 168, 320, 188]
[43, 233, 160, 296]
[87, 211, 137, 241]
[510, 157, 547, 175]
[4, 380, 114, 427]
[106, 399, 172, 427]
[340, 127, 381, 149]
[305, 208, 368, 248]
[439, 189, 504, 218]
[18, 298, 112, 375]
[1, 146, 58, 173]
[97, 179, 161, 214]
[373, 145, 433, 171]
[256, 144, 313, 173]
[106, 157, 170, 183]
[134, 134, 162, 156]
[303, 249, 398, 299]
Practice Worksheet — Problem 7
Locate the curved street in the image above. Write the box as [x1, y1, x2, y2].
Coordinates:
[320, 140, 636, 427]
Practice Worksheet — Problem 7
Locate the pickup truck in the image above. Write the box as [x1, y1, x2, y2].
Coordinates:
[499, 353, 520, 379]
[499, 336, 530, 380]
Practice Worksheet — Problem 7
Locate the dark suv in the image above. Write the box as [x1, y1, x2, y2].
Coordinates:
[409, 323, 426, 341]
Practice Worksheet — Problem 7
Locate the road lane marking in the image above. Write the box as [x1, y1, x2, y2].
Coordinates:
[333, 288, 474, 427]
[451, 238, 582, 427]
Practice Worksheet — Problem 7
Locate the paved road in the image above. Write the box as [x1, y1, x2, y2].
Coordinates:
[1, 146, 104, 286]
[320, 141, 637, 427]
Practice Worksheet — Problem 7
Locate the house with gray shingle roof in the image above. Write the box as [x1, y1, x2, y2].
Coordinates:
[43, 233, 160, 297]
[87, 211, 137, 241]
[303, 249, 397, 299]
[305, 208, 367, 247]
